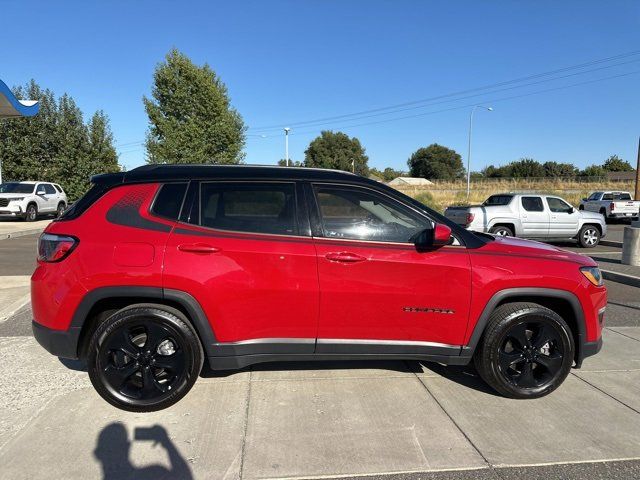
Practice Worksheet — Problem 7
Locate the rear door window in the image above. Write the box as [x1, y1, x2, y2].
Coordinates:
[602, 193, 613, 200]
[521, 197, 544, 212]
[199, 182, 298, 235]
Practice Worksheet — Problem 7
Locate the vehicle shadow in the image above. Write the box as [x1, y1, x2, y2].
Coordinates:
[93, 422, 193, 480]
[200, 358, 501, 396]
[200, 358, 424, 378]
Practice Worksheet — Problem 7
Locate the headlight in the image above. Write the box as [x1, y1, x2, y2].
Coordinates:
[580, 266, 603, 286]
[8, 197, 24, 202]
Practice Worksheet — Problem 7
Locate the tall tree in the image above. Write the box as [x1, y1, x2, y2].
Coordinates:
[304, 131, 369, 175]
[144, 48, 246, 164]
[88, 111, 120, 173]
[543, 161, 578, 177]
[506, 158, 545, 178]
[407, 144, 464, 180]
[602, 155, 633, 172]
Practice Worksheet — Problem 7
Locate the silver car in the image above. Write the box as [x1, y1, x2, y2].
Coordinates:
[444, 193, 606, 248]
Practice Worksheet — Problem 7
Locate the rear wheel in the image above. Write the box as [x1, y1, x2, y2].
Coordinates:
[489, 225, 513, 237]
[474, 302, 574, 399]
[578, 225, 600, 248]
[87, 304, 203, 412]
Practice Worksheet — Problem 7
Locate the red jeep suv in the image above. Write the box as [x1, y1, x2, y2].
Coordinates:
[32, 165, 606, 411]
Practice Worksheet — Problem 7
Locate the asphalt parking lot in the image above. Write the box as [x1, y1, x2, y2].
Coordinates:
[0, 231, 639, 479]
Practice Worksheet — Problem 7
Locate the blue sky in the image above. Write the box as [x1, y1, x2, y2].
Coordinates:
[1, 0, 639, 172]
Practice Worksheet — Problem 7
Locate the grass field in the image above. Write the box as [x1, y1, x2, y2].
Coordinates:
[392, 179, 635, 213]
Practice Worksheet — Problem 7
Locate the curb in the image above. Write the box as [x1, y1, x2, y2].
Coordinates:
[600, 240, 623, 248]
[602, 269, 640, 288]
[0, 227, 46, 240]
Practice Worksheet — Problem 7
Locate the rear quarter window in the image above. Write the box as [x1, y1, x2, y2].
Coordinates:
[151, 183, 188, 220]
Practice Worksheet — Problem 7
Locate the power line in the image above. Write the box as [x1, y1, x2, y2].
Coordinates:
[248, 50, 640, 131]
[279, 69, 640, 137]
[250, 59, 640, 133]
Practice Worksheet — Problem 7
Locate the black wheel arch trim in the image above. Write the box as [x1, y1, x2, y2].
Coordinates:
[65, 286, 217, 359]
[462, 287, 591, 366]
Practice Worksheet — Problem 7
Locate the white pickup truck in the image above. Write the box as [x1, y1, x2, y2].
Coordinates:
[444, 193, 607, 248]
[579, 191, 639, 222]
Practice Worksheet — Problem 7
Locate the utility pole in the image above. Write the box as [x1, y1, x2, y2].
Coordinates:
[466, 106, 493, 199]
[284, 128, 290, 166]
[635, 136, 640, 200]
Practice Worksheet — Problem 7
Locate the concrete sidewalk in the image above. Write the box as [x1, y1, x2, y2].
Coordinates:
[0, 327, 639, 479]
[0, 219, 50, 240]
[0, 276, 31, 323]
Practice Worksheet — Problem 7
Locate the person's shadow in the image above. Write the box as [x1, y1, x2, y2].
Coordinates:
[94, 422, 193, 480]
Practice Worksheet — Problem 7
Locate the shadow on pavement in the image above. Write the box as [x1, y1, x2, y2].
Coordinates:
[199, 358, 424, 378]
[94, 423, 192, 480]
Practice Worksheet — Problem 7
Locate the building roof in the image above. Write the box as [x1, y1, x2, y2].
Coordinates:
[0, 79, 40, 118]
[387, 176, 433, 186]
[606, 171, 636, 181]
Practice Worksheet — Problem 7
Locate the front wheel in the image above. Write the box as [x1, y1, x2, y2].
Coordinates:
[25, 204, 38, 222]
[56, 202, 66, 218]
[87, 304, 204, 412]
[474, 302, 574, 399]
[578, 225, 600, 248]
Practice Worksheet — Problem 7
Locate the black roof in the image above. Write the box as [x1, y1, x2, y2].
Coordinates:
[93, 164, 374, 186]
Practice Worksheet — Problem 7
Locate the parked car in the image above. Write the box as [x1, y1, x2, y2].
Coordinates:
[0, 181, 68, 221]
[579, 191, 640, 222]
[32, 166, 606, 411]
[444, 193, 606, 248]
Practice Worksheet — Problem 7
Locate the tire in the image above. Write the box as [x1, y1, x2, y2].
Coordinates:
[489, 225, 513, 237]
[25, 203, 38, 222]
[474, 302, 574, 399]
[578, 225, 600, 248]
[87, 304, 204, 412]
[56, 202, 66, 218]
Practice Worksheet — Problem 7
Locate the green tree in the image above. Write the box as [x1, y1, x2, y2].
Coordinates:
[602, 155, 633, 172]
[144, 48, 246, 165]
[407, 144, 464, 180]
[481, 164, 511, 178]
[277, 158, 304, 167]
[506, 158, 545, 178]
[543, 161, 578, 177]
[88, 111, 120, 174]
[304, 131, 369, 175]
[581, 165, 607, 178]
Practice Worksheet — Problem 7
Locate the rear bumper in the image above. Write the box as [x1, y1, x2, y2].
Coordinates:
[32, 320, 80, 359]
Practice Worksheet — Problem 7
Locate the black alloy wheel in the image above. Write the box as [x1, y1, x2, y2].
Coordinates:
[88, 304, 203, 412]
[497, 321, 565, 389]
[474, 302, 574, 399]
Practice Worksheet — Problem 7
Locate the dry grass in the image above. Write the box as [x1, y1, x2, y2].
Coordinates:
[392, 180, 635, 213]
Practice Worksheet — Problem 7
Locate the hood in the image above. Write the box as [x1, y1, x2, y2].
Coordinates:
[478, 235, 596, 266]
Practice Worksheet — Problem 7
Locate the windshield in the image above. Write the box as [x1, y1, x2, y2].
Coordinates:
[0, 183, 34, 194]
[483, 195, 513, 206]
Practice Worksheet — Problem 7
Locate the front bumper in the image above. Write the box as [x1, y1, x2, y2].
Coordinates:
[32, 320, 81, 359]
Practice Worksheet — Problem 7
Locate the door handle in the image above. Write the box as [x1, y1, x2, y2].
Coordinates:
[178, 243, 220, 254]
[325, 252, 366, 263]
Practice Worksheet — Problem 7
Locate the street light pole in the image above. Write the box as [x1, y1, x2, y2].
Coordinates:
[467, 106, 493, 199]
[284, 127, 291, 166]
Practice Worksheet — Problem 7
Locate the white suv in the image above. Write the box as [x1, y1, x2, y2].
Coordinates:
[0, 181, 68, 221]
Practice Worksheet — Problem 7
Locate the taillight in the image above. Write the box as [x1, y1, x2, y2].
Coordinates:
[466, 213, 475, 225]
[610, 202, 615, 211]
[37, 233, 78, 262]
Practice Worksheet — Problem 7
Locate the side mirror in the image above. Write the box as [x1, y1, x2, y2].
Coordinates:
[569, 207, 575, 214]
[36, 189, 45, 195]
[582, 198, 587, 202]
[414, 223, 452, 252]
